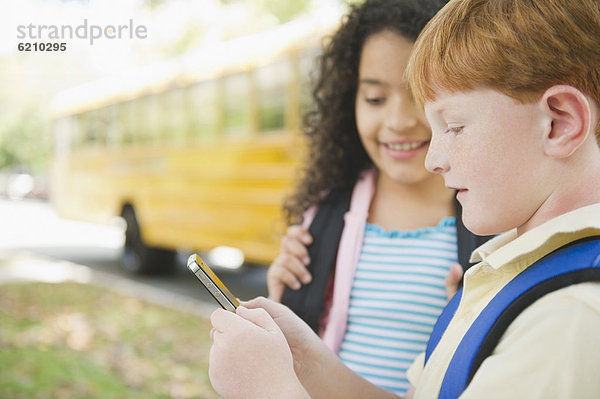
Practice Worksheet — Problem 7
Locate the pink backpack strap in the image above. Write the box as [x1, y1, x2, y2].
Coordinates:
[322, 169, 376, 352]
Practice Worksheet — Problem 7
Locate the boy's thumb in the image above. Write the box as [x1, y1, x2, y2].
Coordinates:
[237, 306, 282, 335]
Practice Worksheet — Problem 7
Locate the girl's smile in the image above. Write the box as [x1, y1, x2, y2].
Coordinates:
[380, 139, 430, 160]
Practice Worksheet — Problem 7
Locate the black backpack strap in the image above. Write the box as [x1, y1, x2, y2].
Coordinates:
[454, 194, 494, 273]
[436, 236, 600, 399]
[281, 188, 353, 332]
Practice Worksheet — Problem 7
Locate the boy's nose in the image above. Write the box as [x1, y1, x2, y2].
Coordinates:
[425, 135, 449, 174]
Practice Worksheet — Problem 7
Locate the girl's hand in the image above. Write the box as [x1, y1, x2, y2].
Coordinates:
[445, 263, 464, 300]
[267, 225, 314, 302]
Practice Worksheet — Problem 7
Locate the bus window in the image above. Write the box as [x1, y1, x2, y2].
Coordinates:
[137, 93, 161, 145]
[118, 100, 136, 145]
[105, 104, 121, 148]
[73, 113, 88, 149]
[83, 110, 97, 147]
[92, 108, 110, 147]
[163, 87, 188, 145]
[131, 98, 148, 144]
[53, 116, 75, 156]
[79, 108, 108, 148]
[256, 60, 289, 133]
[188, 80, 219, 142]
[223, 72, 250, 137]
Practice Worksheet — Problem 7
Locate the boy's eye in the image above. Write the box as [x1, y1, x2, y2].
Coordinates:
[445, 126, 464, 135]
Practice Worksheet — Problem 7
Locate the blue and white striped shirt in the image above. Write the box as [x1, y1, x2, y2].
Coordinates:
[338, 217, 457, 396]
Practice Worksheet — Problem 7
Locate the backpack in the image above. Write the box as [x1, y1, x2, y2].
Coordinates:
[425, 236, 600, 398]
[281, 188, 493, 333]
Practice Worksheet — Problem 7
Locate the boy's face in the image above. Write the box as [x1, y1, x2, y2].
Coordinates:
[424, 88, 552, 236]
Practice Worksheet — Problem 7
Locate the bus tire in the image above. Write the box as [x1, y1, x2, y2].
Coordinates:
[120, 205, 176, 274]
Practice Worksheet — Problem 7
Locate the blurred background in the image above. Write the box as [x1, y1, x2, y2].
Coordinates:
[0, 0, 349, 397]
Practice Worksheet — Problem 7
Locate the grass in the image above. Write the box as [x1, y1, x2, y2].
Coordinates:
[0, 280, 220, 399]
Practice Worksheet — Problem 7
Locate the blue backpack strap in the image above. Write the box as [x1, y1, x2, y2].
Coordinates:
[438, 237, 600, 399]
[425, 286, 463, 363]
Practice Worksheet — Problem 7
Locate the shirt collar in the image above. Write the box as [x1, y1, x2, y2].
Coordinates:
[470, 203, 600, 270]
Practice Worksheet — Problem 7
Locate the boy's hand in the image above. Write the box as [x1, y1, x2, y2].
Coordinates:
[267, 226, 314, 302]
[241, 296, 325, 378]
[209, 305, 308, 399]
[445, 263, 464, 300]
[237, 297, 401, 399]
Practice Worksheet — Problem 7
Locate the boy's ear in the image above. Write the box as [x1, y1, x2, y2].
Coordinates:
[541, 85, 592, 158]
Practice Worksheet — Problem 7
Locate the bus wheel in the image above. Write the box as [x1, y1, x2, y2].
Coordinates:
[121, 206, 176, 274]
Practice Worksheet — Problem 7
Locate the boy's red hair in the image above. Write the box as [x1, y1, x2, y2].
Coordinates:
[407, 0, 600, 137]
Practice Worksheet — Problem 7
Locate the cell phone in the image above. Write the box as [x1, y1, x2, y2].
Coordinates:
[186, 253, 240, 311]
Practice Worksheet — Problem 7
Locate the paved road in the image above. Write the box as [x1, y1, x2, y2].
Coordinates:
[0, 198, 269, 313]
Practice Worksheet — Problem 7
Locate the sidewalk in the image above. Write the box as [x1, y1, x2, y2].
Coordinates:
[0, 251, 217, 319]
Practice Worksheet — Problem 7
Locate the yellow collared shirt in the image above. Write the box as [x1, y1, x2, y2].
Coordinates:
[408, 203, 600, 399]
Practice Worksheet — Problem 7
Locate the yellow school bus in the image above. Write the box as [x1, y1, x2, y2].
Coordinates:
[50, 13, 338, 273]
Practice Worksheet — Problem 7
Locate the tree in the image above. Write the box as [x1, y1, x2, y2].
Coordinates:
[0, 107, 49, 174]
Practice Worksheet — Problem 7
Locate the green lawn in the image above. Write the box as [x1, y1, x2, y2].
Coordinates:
[0, 281, 219, 398]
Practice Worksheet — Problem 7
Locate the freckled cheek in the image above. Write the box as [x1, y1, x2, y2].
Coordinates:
[438, 137, 464, 163]
[446, 140, 485, 175]
[467, 146, 516, 195]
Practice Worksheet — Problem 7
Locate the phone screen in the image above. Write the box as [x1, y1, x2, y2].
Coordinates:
[186, 254, 240, 311]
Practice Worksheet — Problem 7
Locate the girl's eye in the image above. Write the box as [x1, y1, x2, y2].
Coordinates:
[445, 126, 463, 135]
[365, 97, 386, 105]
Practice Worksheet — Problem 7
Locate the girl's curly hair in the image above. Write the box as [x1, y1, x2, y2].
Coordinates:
[283, 0, 448, 224]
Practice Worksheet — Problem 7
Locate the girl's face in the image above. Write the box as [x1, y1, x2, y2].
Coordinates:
[355, 31, 433, 185]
